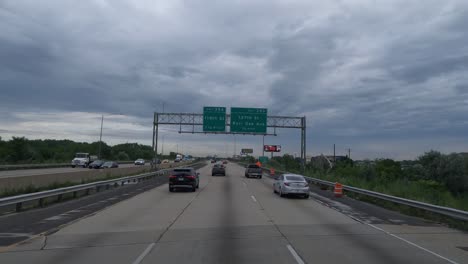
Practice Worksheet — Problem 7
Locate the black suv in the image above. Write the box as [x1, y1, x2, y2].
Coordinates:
[169, 168, 200, 192]
[211, 164, 226, 176]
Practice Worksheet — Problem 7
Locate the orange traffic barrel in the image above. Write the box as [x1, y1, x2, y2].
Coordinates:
[334, 182, 343, 197]
[270, 168, 275, 176]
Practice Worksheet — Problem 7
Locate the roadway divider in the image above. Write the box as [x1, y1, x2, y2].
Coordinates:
[0, 161, 207, 213]
[255, 165, 468, 222]
[0, 162, 192, 191]
[0, 161, 136, 171]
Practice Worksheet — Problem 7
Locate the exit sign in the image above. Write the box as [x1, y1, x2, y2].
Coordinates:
[230, 107, 267, 133]
[203, 107, 226, 132]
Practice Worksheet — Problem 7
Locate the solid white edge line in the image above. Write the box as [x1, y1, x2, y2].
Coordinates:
[250, 195, 257, 203]
[309, 190, 460, 264]
[132, 242, 156, 264]
[366, 223, 459, 264]
[251, 195, 257, 203]
[286, 244, 305, 264]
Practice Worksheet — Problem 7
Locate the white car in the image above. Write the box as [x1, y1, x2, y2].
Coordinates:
[134, 159, 145, 165]
[273, 174, 309, 199]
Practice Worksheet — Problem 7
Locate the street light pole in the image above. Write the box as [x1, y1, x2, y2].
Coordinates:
[234, 135, 236, 157]
[98, 114, 104, 159]
[98, 113, 122, 160]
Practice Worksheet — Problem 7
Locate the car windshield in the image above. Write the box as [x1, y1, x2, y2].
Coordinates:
[285, 176, 305, 182]
[2, 2, 467, 263]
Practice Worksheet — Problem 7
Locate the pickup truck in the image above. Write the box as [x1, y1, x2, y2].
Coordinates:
[245, 164, 263, 179]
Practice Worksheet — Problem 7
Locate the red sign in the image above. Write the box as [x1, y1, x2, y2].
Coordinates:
[263, 145, 281, 152]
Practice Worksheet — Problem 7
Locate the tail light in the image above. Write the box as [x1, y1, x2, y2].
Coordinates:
[284, 182, 290, 186]
[186, 175, 196, 180]
[169, 175, 177, 179]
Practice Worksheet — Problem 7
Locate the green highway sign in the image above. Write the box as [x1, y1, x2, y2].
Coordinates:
[259, 156, 269, 164]
[203, 107, 226, 132]
[230, 107, 267, 133]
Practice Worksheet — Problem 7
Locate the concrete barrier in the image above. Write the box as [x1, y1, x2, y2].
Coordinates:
[0, 162, 191, 190]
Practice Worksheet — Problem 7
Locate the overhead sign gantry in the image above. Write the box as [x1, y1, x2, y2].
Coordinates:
[152, 107, 306, 171]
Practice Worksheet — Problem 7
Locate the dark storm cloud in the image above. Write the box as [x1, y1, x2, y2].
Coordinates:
[1, 0, 468, 159]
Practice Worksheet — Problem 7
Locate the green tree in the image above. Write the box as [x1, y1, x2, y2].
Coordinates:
[117, 151, 130, 161]
[418, 150, 443, 181]
[8, 137, 31, 163]
[375, 159, 402, 180]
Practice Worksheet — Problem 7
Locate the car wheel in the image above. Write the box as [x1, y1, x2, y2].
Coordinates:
[196, 183, 199, 188]
[279, 188, 285, 197]
[169, 187, 174, 192]
[192, 186, 196, 192]
[273, 186, 277, 194]
[71, 165, 76, 168]
[304, 194, 309, 199]
[258, 175, 262, 179]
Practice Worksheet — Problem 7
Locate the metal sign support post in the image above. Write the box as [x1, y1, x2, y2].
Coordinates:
[152, 112, 159, 170]
[301, 116, 306, 172]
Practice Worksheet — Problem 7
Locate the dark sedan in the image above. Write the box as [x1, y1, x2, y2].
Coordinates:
[101, 161, 119, 168]
[212, 164, 226, 176]
[89, 160, 105, 169]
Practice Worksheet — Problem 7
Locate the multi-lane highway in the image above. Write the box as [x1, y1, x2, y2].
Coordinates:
[0, 162, 466, 263]
[0, 164, 149, 179]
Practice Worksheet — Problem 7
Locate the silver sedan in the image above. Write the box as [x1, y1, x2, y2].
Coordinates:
[273, 174, 309, 198]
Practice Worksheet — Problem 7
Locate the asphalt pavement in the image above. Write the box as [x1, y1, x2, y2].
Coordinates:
[0, 162, 466, 263]
[0, 164, 148, 179]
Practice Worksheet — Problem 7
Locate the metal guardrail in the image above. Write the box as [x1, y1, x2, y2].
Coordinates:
[0, 161, 205, 212]
[259, 166, 468, 221]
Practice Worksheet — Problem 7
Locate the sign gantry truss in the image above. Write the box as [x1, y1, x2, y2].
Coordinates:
[152, 112, 307, 171]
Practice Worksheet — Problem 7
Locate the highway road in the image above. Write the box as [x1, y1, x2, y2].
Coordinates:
[0, 164, 149, 179]
[0, 162, 466, 263]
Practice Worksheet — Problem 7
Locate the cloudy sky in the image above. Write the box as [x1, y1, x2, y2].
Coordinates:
[1, 0, 468, 160]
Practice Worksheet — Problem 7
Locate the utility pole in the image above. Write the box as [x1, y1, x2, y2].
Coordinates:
[348, 148, 351, 159]
[262, 135, 265, 157]
[98, 114, 104, 159]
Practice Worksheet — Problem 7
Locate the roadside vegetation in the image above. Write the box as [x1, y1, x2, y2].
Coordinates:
[267, 151, 468, 211]
[0, 136, 162, 164]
